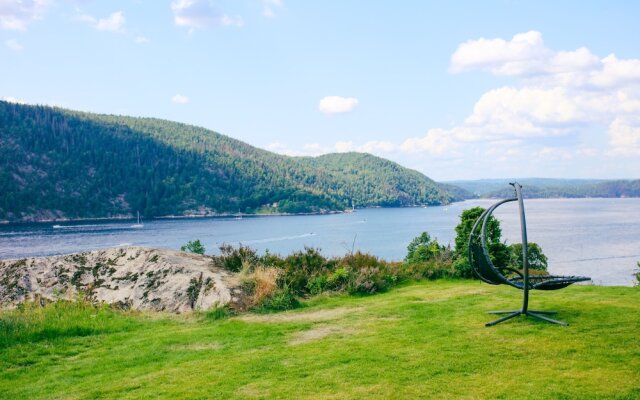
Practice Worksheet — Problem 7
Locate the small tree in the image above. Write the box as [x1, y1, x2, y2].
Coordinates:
[508, 243, 548, 273]
[405, 232, 445, 264]
[453, 207, 505, 278]
[181, 239, 206, 255]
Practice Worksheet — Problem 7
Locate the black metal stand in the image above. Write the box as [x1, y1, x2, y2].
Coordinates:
[485, 184, 568, 327]
[485, 310, 567, 327]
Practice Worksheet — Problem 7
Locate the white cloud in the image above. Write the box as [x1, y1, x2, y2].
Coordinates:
[0, 0, 51, 30]
[450, 30, 640, 90]
[135, 36, 149, 44]
[77, 11, 126, 33]
[272, 32, 640, 178]
[172, 94, 189, 104]
[171, 0, 243, 29]
[358, 140, 396, 153]
[334, 140, 354, 152]
[607, 118, 640, 156]
[450, 31, 550, 75]
[263, 0, 283, 18]
[441, 30, 640, 162]
[400, 128, 461, 155]
[318, 96, 359, 114]
[5, 38, 22, 51]
[96, 11, 125, 32]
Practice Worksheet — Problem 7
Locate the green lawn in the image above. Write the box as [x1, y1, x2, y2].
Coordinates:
[1, 281, 639, 399]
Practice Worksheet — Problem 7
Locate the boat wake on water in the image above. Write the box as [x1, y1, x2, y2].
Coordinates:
[233, 233, 318, 245]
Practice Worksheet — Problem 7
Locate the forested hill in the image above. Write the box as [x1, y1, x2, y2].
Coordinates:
[447, 178, 640, 199]
[0, 101, 460, 222]
[484, 180, 640, 199]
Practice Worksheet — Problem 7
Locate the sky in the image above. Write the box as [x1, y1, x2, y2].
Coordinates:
[1, 0, 639, 181]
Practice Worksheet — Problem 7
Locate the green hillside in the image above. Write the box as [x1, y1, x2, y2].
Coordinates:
[299, 152, 458, 207]
[484, 180, 640, 199]
[446, 178, 640, 198]
[0, 101, 458, 222]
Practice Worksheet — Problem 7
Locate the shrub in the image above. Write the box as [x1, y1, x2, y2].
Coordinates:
[259, 287, 300, 311]
[212, 244, 259, 272]
[507, 243, 549, 273]
[250, 267, 279, 305]
[205, 306, 233, 321]
[306, 275, 328, 295]
[180, 240, 206, 255]
[402, 259, 455, 280]
[280, 248, 335, 296]
[453, 207, 504, 278]
[405, 232, 446, 263]
[326, 267, 350, 291]
[348, 267, 392, 295]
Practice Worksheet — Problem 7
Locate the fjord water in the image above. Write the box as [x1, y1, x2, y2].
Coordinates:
[0, 198, 638, 286]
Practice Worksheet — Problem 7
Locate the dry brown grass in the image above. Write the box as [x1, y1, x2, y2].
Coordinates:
[251, 267, 279, 305]
[238, 265, 279, 307]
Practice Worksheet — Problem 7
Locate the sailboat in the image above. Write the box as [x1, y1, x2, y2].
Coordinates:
[131, 211, 144, 228]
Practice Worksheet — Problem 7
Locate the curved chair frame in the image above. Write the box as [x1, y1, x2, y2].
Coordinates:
[468, 182, 590, 326]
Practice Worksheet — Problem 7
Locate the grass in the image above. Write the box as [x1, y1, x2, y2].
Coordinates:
[1, 280, 639, 399]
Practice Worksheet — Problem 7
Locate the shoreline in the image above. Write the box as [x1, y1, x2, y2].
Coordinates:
[4, 195, 640, 226]
[0, 202, 459, 226]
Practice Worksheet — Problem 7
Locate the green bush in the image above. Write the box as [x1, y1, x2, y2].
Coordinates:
[211, 244, 259, 272]
[405, 232, 446, 263]
[507, 243, 548, 272]
[205, 306, 234, 321]
[258, 287, 300, 311]
[326, 267, 350, 290]
[451, 207, 549, 279]
[306, 276, 328, 295]
[453, 207, 504, 278]
[181, 240, 206, 255]
[348, 267, 393, 295]
[280, 248, 335, 296]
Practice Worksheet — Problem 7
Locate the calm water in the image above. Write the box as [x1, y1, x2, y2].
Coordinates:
[1, 199, 638, 286]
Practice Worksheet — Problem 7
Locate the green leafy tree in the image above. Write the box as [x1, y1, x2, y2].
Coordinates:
[508, 243, 549, 273]
[405, 232, 445, 264]
[181, 239, 206, 255]
[453, 207, 507, 278]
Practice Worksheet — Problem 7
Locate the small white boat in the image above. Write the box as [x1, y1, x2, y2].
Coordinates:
[53, 224, 62, 229]
[131, 211, 144, 228]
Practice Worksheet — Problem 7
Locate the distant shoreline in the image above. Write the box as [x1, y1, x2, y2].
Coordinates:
[0, 208, 361, 226]
[3, 196, 639, 225]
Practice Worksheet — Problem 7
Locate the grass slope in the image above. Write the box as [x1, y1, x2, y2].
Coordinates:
[1, 281, 639, 399]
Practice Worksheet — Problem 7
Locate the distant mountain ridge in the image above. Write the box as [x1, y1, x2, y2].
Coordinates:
[446, 178, 640, 199]
[0, 101, 460, 222]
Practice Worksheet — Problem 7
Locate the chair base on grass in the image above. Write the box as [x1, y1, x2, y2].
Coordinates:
[485, 309, 568, 327]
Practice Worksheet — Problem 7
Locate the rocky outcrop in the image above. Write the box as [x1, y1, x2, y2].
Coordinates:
[0, 247, 243, 312]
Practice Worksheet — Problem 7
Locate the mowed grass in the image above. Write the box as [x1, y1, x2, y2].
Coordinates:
[1, 281, 639, 399]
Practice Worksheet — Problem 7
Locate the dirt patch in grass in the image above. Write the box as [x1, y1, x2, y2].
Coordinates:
[236, 383, 271, 398]
[238, 306, 359, 323]
[288, 325, 356, 345]
[168, 342, 223, 351]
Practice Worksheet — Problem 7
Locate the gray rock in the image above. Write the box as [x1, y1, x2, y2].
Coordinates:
[0, 247, 242, 313]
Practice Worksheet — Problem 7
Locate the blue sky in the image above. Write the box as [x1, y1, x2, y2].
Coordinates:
[2, 1, 639, 180]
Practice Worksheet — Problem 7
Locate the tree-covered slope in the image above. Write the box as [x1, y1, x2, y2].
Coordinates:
[299, 152, 459, 206]
[484, 180, 640, 199]
[0, 101, 459, 222]
[443, 178, 640, 199]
